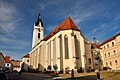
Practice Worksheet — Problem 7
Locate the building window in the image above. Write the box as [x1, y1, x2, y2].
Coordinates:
[112, 42, 114, 46]
[105, 53, 107, 58]
[110, 61, 112, 66]
[107, 44, 109, 48]
[27, 60, 29, 62]
[106, 62, 108, 66]
[104, 46, 105, 49]
[88, 58, 91, 65]
[64, 35, 69, 59]
[7, 64, 9, 66]
[108, 52, 110, 57]
[74, 35, 80, 59]
[115, 60, 118, 65]
[113, 50, 116, 54]
[38, 33, 40, 38]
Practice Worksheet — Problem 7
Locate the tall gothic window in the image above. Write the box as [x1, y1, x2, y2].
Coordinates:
[64, 35, 69, 59]
[74, 35, 80, 59]
[53, 38, 56, 64]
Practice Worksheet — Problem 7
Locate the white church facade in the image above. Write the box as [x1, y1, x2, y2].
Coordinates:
[28, 14, 94, 73]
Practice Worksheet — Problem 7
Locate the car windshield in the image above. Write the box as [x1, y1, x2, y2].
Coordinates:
[0, 73, 8, 80]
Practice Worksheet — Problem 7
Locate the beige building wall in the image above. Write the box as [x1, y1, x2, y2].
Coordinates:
[0, 52, 5, 69]
[22, 58, 30, 71]
[100, 34, 120, 70]
[30, 41, 46, 71]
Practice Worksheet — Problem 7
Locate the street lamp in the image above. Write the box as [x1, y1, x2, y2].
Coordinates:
[93, 50, 100, 80]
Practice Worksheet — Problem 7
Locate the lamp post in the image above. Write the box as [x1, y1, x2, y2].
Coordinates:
[93, 50, 100, 80]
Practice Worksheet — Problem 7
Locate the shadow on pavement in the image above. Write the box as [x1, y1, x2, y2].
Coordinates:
[54, 75, 97, 80]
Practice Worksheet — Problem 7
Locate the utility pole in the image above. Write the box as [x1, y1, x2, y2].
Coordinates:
[93, 37, 100, 80]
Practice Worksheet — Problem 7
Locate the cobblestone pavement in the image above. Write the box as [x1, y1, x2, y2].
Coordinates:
[7, 72, 53, 80]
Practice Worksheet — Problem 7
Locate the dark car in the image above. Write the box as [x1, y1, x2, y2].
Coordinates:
[0, 71, 8, 80]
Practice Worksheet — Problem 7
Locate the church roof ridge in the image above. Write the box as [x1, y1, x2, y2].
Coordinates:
[43, 17, 80, 41]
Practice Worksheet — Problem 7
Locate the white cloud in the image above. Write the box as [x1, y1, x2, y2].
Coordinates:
[0, 1, 18, 34]
[46, 24, 57, 31]
[2, 50, 24, 60]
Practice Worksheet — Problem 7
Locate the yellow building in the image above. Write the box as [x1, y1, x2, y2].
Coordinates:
[100, 32, 120, 71]
[29, 15, 93, 73]
[21, 54, 30, 71]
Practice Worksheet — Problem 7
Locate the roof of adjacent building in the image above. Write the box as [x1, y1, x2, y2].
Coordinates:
[91, 43, 101, 49]
[4, 56, 11, 63]
[43, 17, 80, 41]
[22, 54, 30, 58]
[100, 32, 120, 46]
[0, 52, 5, 60]
[11, 61, 20, 67]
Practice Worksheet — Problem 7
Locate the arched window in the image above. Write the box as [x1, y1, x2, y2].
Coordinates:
[106, 62, 108, 66]
[107, 44, 109, 48]
[115, 60, 118, 65]
[108, 52, 110, 57]
[64, 35, 69, 59]
[104, 46, 105, 49]
[112, 42, 114, 46]
[110, 61, 112, 66]
[113, 50, 116, 54]
[74, 35, 80, 59]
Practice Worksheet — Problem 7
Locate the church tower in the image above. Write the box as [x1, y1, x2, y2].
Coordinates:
[32, 14, 44, 48]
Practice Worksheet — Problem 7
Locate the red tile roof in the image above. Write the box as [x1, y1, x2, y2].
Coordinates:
[91, 43, 100, 49]
[100, 32, 120, 45]
[22, 54, 30, 58]
[43, 17, 80, 41]
[4, 56, 11, 63]
[11, 61, 20, 67]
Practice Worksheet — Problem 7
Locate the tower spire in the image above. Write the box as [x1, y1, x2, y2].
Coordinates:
[32, 13, 44, 48]
[35, 13, 43, 27]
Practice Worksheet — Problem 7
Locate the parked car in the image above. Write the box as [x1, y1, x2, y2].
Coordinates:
[0, 71, 8, 80]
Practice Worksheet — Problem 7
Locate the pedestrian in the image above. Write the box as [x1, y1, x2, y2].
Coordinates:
[19, 70, 21, 75]
[71, 69, 74, 78]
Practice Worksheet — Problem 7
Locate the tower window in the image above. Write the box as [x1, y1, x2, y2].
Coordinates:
[38, 33, 40, 38]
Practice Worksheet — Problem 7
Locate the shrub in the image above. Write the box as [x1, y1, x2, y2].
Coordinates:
[53, 64, 58, 71]
[47, 65, 51, 71]
[65, 66, 70, 74]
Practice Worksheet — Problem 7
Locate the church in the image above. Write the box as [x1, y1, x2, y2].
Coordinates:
[28, 14, 94, 72]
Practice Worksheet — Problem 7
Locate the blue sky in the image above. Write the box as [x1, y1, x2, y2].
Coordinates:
[0, 0, 120, 60]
